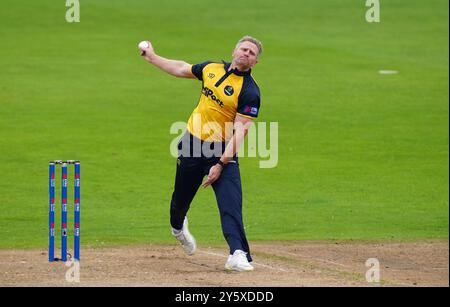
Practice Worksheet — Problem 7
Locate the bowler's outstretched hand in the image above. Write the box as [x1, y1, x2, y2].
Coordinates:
[138, 40, 155, 57]
[202, 164, 223, 188]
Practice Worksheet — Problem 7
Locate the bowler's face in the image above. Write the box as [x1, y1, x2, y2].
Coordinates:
[232, 41, 259, 69]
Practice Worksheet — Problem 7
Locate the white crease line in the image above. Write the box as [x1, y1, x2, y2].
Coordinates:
[199, 251, 289, 272]
[282, 251, 351, 268]
[252, 262, 289, 272]
[200, 251, 228, 259]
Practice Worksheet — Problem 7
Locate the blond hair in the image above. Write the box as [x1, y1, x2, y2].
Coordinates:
[236, 36, 263, 57]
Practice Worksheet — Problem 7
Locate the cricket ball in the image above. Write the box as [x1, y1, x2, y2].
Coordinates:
[138, 41, 149, 50]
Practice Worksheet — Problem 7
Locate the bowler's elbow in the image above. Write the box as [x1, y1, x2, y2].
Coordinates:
[176, 63, 195, 79]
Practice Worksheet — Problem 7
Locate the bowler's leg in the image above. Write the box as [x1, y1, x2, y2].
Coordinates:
[212, 162, 252, 262]
[170, 155, 204, 230]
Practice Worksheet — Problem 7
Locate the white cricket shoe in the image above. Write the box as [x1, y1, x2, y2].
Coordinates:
[172, 217, 196, 255]
[225, 250, 254, 272]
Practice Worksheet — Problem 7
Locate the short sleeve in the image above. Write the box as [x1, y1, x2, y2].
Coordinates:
[191, 61, 213, 81]
[237, 79, 261, 118]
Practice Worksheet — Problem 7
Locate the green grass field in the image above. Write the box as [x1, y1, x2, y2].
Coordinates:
[0, 0, 448, 249]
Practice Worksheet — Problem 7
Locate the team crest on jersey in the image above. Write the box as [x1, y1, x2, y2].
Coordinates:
[224, 85, 234, 96]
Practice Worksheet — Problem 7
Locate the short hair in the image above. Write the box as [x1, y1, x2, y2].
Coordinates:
[236, 36, 263, 57]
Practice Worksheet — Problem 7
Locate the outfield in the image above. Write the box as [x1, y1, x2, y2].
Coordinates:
[0, 0, 448, 255]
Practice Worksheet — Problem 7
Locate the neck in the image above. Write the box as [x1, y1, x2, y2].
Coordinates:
[230, 61, 250, 72]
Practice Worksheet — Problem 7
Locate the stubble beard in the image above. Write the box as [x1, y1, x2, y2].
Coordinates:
[233, 57, 251, 71]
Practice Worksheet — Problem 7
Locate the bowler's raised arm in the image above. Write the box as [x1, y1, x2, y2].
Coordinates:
[139, 40, 195, 79]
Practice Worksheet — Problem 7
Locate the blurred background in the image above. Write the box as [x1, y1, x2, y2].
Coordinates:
[0, 0, 448, 249]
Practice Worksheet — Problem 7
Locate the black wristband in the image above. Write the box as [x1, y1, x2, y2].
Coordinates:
[217, 160, 226, 168]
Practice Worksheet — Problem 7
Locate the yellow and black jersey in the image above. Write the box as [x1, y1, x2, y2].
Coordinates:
[186, 61, 261, 142]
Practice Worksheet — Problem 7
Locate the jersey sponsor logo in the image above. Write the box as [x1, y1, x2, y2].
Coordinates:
[202, 86, 224, 108]
[208, 73, 215, 79]
[244, 105, 259, 116]
[224, 85, 234, 96]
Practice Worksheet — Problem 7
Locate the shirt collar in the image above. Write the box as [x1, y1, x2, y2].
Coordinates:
[222, 60, 251, 76]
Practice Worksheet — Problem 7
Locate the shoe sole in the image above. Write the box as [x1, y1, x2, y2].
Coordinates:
[184, 242, 196, 256]
[180, 237, 196, 255]
[225, 266, 254, 272]
[173, 226, 196, 255]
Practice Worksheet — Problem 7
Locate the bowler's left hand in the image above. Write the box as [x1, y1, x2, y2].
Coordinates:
[202, 164, 223, 188]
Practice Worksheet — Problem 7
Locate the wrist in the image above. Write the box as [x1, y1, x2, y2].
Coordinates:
[146, 52, 157, 62]
[217, 160, 226, 168]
